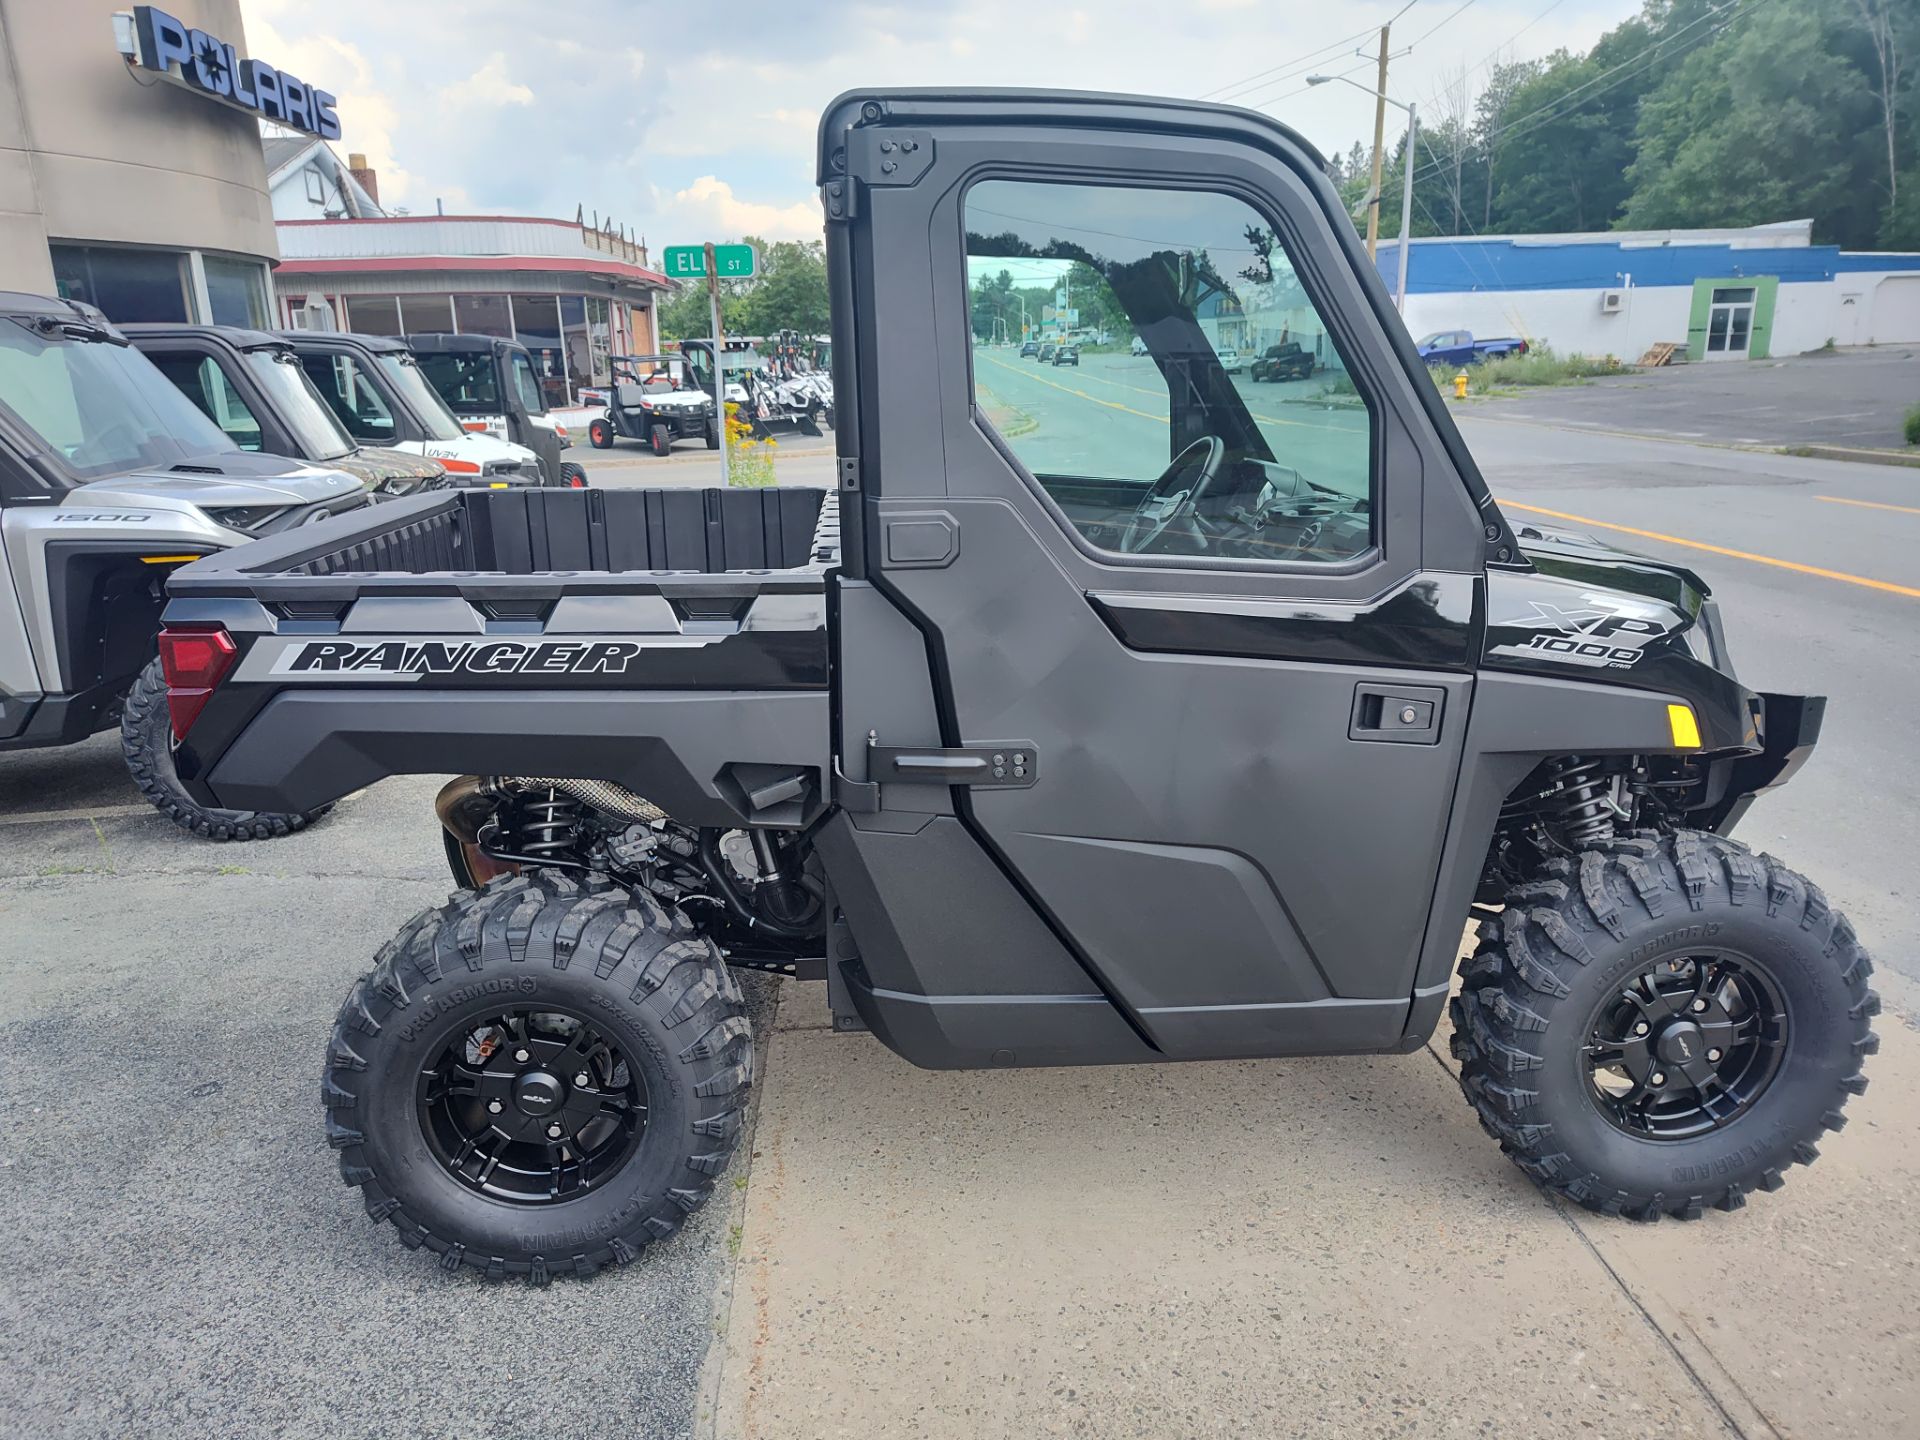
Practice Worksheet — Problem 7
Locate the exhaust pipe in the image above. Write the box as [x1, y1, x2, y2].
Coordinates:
[433, 775, 667, 844]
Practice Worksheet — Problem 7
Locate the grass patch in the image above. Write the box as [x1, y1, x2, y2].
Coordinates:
[1905, 403, 1920, 447]
[1435, 346, 1626, 392]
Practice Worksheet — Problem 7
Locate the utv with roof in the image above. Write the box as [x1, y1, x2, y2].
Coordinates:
[280, 332, 545, 486]
[0, 292, 369, 839]
[586, 354, 719, 456]
[158, 90, 1875, 1283]
[122, 324, 448, 496]
[403, 333, 586, 488]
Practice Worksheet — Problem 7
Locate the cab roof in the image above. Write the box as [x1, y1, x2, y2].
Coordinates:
[120, 322, 288, 352]
[275, 330, 410, 354]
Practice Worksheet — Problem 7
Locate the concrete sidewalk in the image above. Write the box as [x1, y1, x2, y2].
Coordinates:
[711, 981, 1918, 1439]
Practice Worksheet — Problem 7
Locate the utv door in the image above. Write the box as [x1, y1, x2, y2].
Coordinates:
[823, 92, 1500, 1063]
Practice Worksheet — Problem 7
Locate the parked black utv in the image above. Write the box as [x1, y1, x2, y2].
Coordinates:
[405, 333, 585, 487]
[159, 89, 1875, 1283]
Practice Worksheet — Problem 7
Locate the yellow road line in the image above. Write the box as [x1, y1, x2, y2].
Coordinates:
[978, 352, 1167, 424]
[1815, 494, 1920, 517]
[1499, 500, 1920, 600]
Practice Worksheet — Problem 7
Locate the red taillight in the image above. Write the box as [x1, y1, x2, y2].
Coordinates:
[157, 625, 237, 741]
[462, 420, 490, 433]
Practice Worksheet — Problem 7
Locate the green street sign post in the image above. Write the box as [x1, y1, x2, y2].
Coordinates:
[662, 243, 757, 280]
[662, 242, 759, 487]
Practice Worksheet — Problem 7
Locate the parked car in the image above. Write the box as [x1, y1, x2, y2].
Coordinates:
[1215, 347, 1244, 373]
[160, 85, 1870, 1284]
[1051, 343, 1080, 367]
[1415, 329, 1530, 366]
[1130, 336, 1148, 356]
[1019, 340, 1040, 357]
[1249, 341, 1315, 383]
[0, 292, 368, 840]
[405, 333, 585, 487]
[124, 324, 448, 496]
[283, 332, 544, 484]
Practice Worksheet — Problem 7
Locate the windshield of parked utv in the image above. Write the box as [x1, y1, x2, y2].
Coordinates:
[413, 351, 500, 416]
[965, 179, 1374, 565]
[0, 321, 238, 485]
[244, 349, 356, 461]
[372, 353, 466, 441]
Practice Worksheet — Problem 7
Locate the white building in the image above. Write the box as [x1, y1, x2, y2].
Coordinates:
[262, 133, 384, 221]
[1375, 221, 1920, 361]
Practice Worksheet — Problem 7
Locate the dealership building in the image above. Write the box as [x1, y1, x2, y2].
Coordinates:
[1374, 221, 1920, 362]
[1, 0, 295, 325]
[271, 212, 670, 409]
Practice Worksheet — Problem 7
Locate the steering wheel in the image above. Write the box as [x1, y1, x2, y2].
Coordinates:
[1118, 435, 1226, 554]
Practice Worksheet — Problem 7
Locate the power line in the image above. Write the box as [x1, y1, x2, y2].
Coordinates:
[1409, 0, 1479, 47]
[1200, 26, 1377, 101]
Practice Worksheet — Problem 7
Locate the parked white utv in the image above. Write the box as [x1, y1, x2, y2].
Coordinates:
[0, 292, 369, 838]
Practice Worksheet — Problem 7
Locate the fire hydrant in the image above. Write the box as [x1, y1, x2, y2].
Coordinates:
[1453, 371, 1470, 400]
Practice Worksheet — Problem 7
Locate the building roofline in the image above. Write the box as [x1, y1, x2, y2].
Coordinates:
[273, 253, 670, 286]
[276, 214, 589, 229]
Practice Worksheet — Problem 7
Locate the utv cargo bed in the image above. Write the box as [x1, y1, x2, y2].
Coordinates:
[162, 486, 838, 826]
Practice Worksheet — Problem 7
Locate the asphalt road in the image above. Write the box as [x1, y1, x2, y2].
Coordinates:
[0, 755, 775, 1440]
[1470, 344, 1920, 450]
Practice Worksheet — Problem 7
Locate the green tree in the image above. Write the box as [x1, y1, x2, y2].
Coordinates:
[738, 239, 831, 337]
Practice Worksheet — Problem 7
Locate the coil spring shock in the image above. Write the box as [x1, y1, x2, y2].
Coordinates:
[516, 787, 583, 861]
[1547, 756, 1615, 849]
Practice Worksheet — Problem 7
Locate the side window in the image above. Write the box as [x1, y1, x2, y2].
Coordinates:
[301, 354, 395, 441]
[965, 179, 1374, 564]
[151, 355, 265, 450]
[511, 353, 544, 413]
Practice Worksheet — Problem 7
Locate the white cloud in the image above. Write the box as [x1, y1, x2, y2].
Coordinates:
[664, 176, 822, 243]
[440, 54, 534, 108]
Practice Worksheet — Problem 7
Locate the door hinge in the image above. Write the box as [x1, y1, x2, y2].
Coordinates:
[868, 740, 1038, 789]
[838, 455, 861, 492]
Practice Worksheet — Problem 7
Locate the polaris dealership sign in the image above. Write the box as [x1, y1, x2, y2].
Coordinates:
[113, 6, 341, 140]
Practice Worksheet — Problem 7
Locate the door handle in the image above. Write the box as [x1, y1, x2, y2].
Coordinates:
[1349, 683, 1445, 746]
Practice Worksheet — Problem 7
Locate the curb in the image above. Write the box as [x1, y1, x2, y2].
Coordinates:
[1782, 443, 1920, 469]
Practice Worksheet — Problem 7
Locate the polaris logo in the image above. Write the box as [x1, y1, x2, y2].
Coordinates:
[256, 634, 717, 682]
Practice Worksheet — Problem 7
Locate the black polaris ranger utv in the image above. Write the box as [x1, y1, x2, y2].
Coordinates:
[159, 90, 1875, 1283]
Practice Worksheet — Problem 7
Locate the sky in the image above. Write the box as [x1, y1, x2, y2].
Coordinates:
[242, 0, 1645, 246]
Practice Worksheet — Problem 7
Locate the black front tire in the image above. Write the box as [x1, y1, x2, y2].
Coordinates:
[1451, 832, 1877, 1220]
[705, 418, 722, 450]
[560, 461, 587, 488]
[649, 422, 672, 457]
[323, 871, 752, 1282]
[121, 658, 330, 842]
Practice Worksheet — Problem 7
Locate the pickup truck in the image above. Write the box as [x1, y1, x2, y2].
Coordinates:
[1414, 329, 1529, 366]
[159, 88, 1870, 1284]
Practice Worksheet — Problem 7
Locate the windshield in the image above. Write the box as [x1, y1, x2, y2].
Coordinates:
[244, 349, 355, 461]
[413, 351, 499, 416]
[0, 320, 236, 485]
[374, 352, 466, 441]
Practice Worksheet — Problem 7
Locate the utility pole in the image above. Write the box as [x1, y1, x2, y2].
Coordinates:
[1366, 23, 1391, 261]
[705, 241, 730, 488]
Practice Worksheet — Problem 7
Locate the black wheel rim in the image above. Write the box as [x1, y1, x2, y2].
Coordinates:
[416, 1006, 648, 1205]
[1583, 950, 1788, 1141]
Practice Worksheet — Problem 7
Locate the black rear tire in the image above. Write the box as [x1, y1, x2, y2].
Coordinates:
[323, 871, 752, 1282]
[560, 461, 587, 488]
[588, 418, 614, 449]
[649, 422, 672, 457]
[1451, 831, 1877, 1220]
[121, 657, 329, 842]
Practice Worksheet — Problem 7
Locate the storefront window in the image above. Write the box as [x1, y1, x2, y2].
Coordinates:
[398, 294, 455, 334]
[344, 294, 401, 334]
[49, 244, 194, 323]
[453, 294, 514, 338]
[511, 294, 568, 406]
[203, 256, 270, 327]
[560, 296, 590, 397]
[586, 296, 612, 386]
